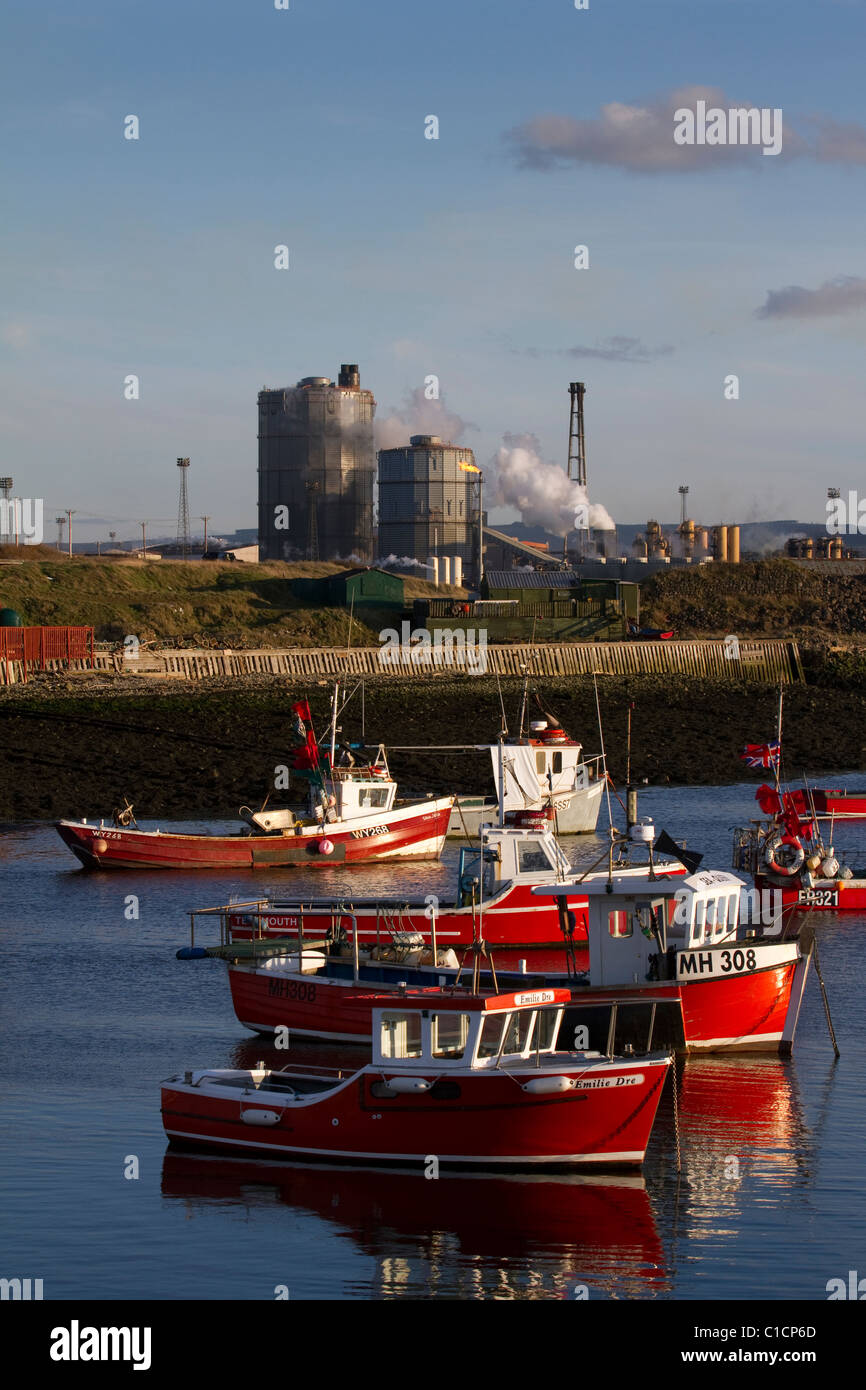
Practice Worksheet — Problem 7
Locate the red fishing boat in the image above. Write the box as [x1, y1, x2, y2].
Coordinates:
[539, 864, 813, 1054]
[210, 817, 687, 972]
[733, 697, 866, 910]
[194, 824, 812, 1053]
[780, 786, 866, 821]
[56, 694, 452, 870]
[160, 988, 672, 1169]
[733, 781, 866, 913]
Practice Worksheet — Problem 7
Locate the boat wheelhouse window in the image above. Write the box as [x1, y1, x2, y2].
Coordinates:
[608, 909, 632, 939]
[477, 1015, 506, 1058]
[502, 1009, 535, 1056]
[431, 1012, 470, 1059]
[380, 1012, 423, 1059]
[518, 840, 551, 873]
[693, 899, 707, 944]
[359, 787, 389, 809]
[708, 896, 727, 940]
[535, 1008, 559, 1052]
[536, 751, 546, 774]
[552, 752, 562, 774]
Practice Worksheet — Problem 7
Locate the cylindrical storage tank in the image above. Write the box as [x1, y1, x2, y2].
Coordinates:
[714, 526, 728, 562]
[378, 440, 477, 579]
[728, 525, 740, 563]
[832, 537, 844, 559]
[698, 527, 710, 551]
[441, 555, 451, 586]
[257, 366, 376, 563]
[804, 537, 814, 559]
[452, 555, 463, 588]
[426, 556, 439, 586]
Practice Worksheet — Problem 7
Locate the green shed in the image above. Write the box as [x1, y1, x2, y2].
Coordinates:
[291, 567, 404, 611]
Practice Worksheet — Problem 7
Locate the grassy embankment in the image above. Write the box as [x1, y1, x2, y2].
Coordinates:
[0, 552, 465, 649]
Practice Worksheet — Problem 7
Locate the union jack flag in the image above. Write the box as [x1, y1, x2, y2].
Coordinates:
[740, 741, 781, 769]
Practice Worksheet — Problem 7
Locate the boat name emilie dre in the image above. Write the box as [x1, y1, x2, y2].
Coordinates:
[577, 1075, 645, 1090]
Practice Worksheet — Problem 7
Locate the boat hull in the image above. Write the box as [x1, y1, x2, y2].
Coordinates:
[448, 781, 604, 837]
[790, 788, 866, 820]
[754, 869, 866, 913]
[570, 941, 810, 1055]
[225, 940, 809, 1055]
[227, 882, 593, 972]
[161, 1057, 671, 1169]
[56, 799, 453, 870]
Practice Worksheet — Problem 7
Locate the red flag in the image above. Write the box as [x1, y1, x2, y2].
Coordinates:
[755, 784, 781, 815]
[290, 700, 320, 771]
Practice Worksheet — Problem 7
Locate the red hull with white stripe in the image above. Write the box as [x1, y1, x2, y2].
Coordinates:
[55, 799, 453, 870]
[225, 940, 808, 1053]
[227, 881, 593, 972]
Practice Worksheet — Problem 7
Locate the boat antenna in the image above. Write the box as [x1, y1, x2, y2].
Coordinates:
[626, 700, 634, 786]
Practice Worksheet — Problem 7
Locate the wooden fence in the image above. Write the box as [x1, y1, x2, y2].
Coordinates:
[52, 638, 807, 683]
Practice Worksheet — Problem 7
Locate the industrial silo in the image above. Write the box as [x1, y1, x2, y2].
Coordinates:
[257, 364, 376, 562]
[378, 435, 478, 580]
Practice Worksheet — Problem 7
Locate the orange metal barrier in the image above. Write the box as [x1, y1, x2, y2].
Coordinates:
[0, 626, 94, 683]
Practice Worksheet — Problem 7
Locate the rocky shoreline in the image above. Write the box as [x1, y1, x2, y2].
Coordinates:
[2, 672, 866, 821]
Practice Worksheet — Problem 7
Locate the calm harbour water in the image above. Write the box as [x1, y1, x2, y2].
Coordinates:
[1, 780, 864, 1301]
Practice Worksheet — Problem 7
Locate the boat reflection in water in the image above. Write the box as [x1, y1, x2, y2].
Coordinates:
[648, 1052, 829, 1289]
[160, 1154, 668, 1301]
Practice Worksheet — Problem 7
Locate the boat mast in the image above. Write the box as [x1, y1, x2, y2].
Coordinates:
[517, 666, 530, 739]
[775, 684, 784, 794]
[497, 735, 505, 828]
[329, 682, 339, 783]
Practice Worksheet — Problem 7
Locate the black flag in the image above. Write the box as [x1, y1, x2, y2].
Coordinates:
[654, 829, 703, 875]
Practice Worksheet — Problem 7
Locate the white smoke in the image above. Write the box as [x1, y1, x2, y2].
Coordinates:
[491, 433, 615, 536]
[376, 554, 433, 570]
[375, 388, 476, 452]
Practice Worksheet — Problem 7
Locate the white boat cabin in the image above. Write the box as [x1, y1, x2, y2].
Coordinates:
[248, 749, 397, 833]
[458, 824, 572, 903]
[492, 726, 600, 814]
[534, 870, 744, 986]
[373, 989, 571, 1072]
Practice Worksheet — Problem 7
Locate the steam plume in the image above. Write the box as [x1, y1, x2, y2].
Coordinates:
[491, 433, 615, 536]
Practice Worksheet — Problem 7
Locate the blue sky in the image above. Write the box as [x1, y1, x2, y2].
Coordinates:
[2, 0, 866, 542]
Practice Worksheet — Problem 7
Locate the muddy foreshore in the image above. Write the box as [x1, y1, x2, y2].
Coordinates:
[1, 673, 865, 821]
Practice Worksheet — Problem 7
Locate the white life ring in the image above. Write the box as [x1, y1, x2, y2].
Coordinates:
[763, 832, 805, 877]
